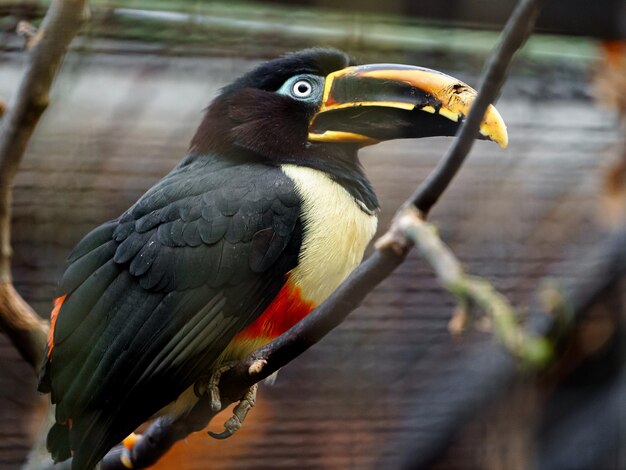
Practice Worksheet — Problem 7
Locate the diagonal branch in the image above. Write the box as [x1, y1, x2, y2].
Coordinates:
[411, 0, 544, 215]
[0, 0, 88, 370]
[215, 0, 546, 410]
[100, 0, 546, 468]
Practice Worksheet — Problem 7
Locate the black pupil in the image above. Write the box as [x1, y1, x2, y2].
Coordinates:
[297, 83, 309, 94]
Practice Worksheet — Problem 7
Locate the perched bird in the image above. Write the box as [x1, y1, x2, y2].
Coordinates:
[38, 48, 507, 469]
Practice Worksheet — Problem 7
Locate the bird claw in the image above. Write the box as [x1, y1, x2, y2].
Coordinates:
[207, 416, 241, 440]
[208, 384, 257, 440]
[195, 363, 258, 439]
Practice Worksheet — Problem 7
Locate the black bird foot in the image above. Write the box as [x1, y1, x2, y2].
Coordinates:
[208, 384, 258, 440]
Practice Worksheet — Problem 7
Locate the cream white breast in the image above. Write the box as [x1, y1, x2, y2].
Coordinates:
[158, 165, 377, 420]
[281, 164, 378, 305]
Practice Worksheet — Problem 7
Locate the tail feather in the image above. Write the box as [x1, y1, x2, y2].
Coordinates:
[46, 422, 72, 463]
[69, 411, 124, 470]
[46, 412, 121, 470]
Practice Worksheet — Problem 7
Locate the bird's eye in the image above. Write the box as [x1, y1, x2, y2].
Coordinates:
[292, 80, 313, 98]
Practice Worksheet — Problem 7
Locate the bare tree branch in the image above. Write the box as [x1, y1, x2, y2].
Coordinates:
[0, 0, 87, 370]
[0, 283, 48, 371]
[17, 20, 43, 49]
[381, 225, 626, 469]
[99, 0, 547, 468]
[216, 0, 545, 414]
[411, 0, 544, 216]
[397, 206, 552, 367]
[2, 0, 619, 468]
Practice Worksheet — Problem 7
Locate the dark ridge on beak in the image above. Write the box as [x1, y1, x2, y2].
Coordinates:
[328, 76, 437, 109]
[310, 106, 472, 142]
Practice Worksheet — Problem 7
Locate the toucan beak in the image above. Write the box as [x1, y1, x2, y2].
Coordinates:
[308, 64, 508, 149]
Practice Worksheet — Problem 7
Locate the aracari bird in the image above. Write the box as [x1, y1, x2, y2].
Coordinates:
[38, 48, 507, 469]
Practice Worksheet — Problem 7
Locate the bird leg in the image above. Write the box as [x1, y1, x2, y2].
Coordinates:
[194, 361, 240, 412]
[194, 361, 258, 439]
[208, 384, 258, 440]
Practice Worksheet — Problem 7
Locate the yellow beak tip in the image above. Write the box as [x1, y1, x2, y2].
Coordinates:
[481, 106, 508, 149]
[479, 125, 508, 149]
[495, 131, 509, 149]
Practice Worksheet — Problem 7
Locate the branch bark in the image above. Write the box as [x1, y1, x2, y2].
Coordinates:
[0, 0, 87, 370]
[215, 0, 545, 414]
[100, 0, 546, 468]
[0, 283, 48, 371]
[411, 0, 544, 215]
[397, 207, 551, 367]
[0, 0, 87, 281]
[383, 225, 626, 469]
[3, 0, 549, 467]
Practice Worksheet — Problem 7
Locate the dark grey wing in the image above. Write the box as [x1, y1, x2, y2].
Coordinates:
[38, 157, 302, 469]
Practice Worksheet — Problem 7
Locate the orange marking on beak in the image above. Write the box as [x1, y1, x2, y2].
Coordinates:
[324, 93, 337, 108]
[47, 294, 67, 359]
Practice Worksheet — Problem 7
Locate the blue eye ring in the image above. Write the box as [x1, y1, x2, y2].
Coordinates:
[292, 79, 313, 98]
[277, 74, 324, 103]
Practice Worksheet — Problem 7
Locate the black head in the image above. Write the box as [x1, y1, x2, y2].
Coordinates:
[189, 48, 507, 161]
[187, 48, 508, 210]
[189, 48, 352, 160]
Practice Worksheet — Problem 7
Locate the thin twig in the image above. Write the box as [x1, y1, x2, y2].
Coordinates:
[382, 225, 626, 470]
[0, 1, 87, 372]
[397, 206, 552, 368]
[17, 20, 43, 49]
[101, 0, 545, 467]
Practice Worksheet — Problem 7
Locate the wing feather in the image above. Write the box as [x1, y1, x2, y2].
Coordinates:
[67, 220, 118, 263]
[40, 157, 302, 468]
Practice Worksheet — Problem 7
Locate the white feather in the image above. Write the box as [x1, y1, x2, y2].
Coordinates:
[281, 164, 378, 305]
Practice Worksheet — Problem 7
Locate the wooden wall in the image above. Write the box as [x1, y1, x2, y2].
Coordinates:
[0, 47, 621, 469]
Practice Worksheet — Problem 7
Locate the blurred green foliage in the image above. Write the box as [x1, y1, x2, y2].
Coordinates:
[1, 0, 598, 65]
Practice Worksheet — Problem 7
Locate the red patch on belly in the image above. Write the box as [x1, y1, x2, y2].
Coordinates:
[233, 283, 314, 341]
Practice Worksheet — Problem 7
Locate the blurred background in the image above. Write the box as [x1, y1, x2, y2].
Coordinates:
[0, 0, 625, 469]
